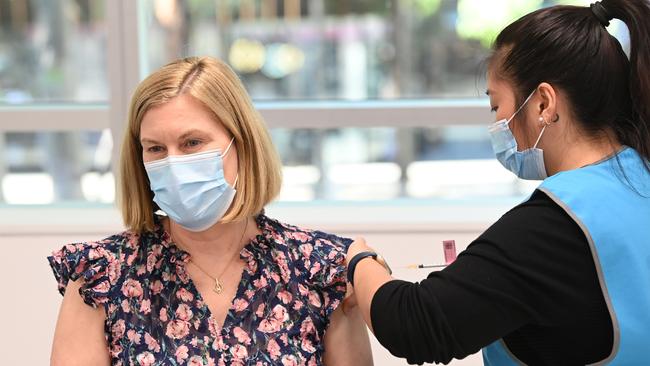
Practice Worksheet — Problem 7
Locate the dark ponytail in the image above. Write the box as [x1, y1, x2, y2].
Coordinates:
[490, 0, 650, 164]
[601, 0, 650, 163]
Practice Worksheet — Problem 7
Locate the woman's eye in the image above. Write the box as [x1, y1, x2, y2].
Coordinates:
[147, 146, 164, 153]
[490, 106, 499, 113]
[184, 139, 203, 148]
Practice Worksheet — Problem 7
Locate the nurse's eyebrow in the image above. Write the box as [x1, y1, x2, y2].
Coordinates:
[485, 89, 492, 96]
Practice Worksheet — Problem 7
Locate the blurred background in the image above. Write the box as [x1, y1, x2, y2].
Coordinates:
[0, 1, 632, 365]
[1, 0, 627, 207]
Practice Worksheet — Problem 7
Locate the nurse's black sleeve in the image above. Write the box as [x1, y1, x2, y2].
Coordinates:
[369, 190, 608, 365]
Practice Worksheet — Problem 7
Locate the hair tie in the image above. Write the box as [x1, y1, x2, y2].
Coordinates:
[590, 1, 613, 27]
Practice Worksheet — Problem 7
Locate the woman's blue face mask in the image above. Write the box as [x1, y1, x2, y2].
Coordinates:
[488, 89, 549, 180]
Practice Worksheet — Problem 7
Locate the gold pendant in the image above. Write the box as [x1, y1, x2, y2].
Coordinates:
[213, 278, 224, 294]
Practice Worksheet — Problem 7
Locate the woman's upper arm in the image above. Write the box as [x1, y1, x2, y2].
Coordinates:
[323, 287, 373, 366]
[51, 280, 110, 366]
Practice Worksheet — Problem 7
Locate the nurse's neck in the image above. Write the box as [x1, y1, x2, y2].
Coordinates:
[543, 125, 622, 176]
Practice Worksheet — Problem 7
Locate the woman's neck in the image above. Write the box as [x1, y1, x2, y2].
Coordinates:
[165, 217, 253, 259]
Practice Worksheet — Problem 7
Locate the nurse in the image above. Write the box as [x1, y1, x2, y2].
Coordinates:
[345, 0, 650, 365]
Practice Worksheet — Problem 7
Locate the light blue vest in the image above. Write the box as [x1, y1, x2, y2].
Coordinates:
[483, 147, 650, 365]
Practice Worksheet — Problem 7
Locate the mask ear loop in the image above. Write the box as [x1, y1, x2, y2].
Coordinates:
[221, 137, 238, 188]
[506, 89, 537, 125]
[222, 137, 235, 157]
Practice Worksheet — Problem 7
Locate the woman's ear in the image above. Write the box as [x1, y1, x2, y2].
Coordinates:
[537, 82, 557, 124]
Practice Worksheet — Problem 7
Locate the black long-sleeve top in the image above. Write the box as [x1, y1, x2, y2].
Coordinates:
[370, 190, 613, 365]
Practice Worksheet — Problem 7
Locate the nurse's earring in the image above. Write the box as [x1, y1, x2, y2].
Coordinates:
[552, 113, 560, 123]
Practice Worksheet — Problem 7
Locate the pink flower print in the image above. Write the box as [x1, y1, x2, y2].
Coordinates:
[140, 299, 151, 315]
[176, 287, 194, 302]
[144, 332, 161, 352]
[150, 280, 163, 295]
[93, 280, 110, 295]
[301, 338, 316, 354]
[126, 252, 138, 265]
[211, 333, 227, 351]
[293, 300, 304, 311]
[257, 318, 281, 333]
[121, 299, 131, 313]
[107, 260, 121, 284]
[253, 276, 268, 289]
[300, 317, 316, 337]
[271, 304, 288, 322]
[298, 284, 309, 296]
[327, 250, 338, 260]
[207, 357, 216, 366]
[270, 271, 281, 283]
[308, 356, 318, 366]
[166, 319, 191, 339]
[136, 264, 146, 276]
[288, 231, 311, 242]
[188, 355, 205, 366]
[175, 303, 194, 321]
[64, 243, 78, 253]
[233, 298, 249, 312]
[121, 279, 143, 298]
[110, 344, 123, 358]
[309, 262, 321, 277]
[136, 351, 155, 366]
[255, 303, 265, 317]
[175, 345, 189, 363]
[281, 355, 299, 366]
[233, 327, 251, 345]
[191, 337, 199, 347]
[111, 319, 126, 339]
[230, 344, 248, 359]
[280, 333, 289, 345]
[267, 339, 281, 360]
[277, 290, 293, 304]
[127, 329, 142, 344]
[146, 252, 157, 272]
[299, 244, 313, 258]
[245, 289, 255, 299]
[159, 307, 168, 322]
[308, 291, 322, 308]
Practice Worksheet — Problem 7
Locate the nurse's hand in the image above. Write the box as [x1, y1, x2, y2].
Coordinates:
[346, 237, 374, 266]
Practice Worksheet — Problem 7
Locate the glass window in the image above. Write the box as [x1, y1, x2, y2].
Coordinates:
[139, 0, 607, 101]
[0, 130, 114, 204]
[273, 126, 538, 202]
[0, 0, 108, 104]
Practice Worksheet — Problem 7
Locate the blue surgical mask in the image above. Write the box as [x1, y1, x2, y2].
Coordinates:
[488, 90, 548, 180]
[144, 138, 236, 232]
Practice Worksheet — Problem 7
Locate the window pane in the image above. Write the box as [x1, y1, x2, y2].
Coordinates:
[0, 127, 534, 204]
[0, 0, 108, 104]
[139, 0, 606, 101]
[0, 130, 114, 204]
[273, 126, 538, 202]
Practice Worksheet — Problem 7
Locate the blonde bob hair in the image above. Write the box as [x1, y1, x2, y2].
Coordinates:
[119, 56, 282, 233]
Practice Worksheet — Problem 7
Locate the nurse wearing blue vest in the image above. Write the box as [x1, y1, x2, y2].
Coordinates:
[345, 0, 650, 365]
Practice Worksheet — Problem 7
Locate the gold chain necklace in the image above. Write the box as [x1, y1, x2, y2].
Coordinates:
[170, 219, 249, 294]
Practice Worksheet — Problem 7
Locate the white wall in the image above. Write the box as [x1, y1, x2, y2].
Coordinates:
[0, 202, 512, 365]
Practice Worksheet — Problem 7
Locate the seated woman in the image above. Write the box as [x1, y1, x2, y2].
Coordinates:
[48, 56, 372, 366]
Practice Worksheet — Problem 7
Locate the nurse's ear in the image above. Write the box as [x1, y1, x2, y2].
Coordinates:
[536, 82, 559, 125]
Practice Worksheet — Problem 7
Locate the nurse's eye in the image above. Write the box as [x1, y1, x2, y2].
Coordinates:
[490, 106, 499, 113]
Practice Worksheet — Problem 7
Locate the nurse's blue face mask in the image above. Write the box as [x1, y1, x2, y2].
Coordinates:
[144, 138, 237, 232]
[488, 89, 549, 180]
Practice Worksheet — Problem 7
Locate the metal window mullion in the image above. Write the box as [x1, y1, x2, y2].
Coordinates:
[107, 0, 142, 179]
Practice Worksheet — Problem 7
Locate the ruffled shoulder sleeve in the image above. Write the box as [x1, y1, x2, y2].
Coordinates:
[47, 232, 138, 309]
[272, 219, 352, 319]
